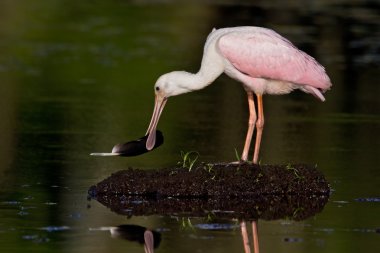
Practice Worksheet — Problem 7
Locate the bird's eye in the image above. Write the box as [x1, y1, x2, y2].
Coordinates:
[155, 86, 160, 91]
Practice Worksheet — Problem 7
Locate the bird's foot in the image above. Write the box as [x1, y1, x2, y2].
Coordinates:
[228, 160, 252, 165]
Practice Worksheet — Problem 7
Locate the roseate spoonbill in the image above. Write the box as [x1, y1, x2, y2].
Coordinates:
[146, 26, 332, 163]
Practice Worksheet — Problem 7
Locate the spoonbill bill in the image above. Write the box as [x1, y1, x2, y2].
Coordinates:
[146, 26, 332, 163]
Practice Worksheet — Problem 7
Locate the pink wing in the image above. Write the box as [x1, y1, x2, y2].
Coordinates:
[218, 30, 332, 91]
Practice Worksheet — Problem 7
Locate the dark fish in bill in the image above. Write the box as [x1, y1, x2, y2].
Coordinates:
[90, 130, 164, 157]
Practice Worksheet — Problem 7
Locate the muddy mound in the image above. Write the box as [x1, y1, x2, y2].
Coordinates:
[89, 163, 330, 220]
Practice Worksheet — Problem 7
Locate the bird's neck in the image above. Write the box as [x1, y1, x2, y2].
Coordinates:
[181, 48, 225, 91]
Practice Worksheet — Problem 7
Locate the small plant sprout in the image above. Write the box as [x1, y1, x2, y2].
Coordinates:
[178, 151, 199, 171]
[180, 217, 195, 231]
[292, 207, 304, 218]
[255, 173, 263, 183]
[234, 148, 241, 161]
[202, 163, 216, 180]
[286, 164, 304, 180]
[286, 163, 295, 170]
[204, 163, 214, 173]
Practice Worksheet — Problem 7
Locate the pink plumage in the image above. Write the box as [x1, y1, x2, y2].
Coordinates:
[145, 26, 332, 164]
[218, 28, 332, 99]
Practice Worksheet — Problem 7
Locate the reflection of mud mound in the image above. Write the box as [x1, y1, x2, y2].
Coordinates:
[89, 163, 330, 220]
[92, 194, 328, 221]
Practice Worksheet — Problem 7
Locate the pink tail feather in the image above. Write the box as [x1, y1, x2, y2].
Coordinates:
[303, 86, 326, 102]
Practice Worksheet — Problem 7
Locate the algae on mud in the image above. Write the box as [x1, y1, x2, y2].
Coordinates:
[89, 163, 330, 220]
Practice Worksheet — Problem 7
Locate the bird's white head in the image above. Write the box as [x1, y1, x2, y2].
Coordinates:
[145, 71, 194, 150]
[155, 71, 196, 97]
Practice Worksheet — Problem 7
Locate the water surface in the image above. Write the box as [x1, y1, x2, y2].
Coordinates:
[0, 1, 379, 252]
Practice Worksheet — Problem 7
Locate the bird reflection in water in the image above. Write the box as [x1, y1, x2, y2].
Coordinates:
[110, 225, 161, 253]
[241, 221, 260, 253]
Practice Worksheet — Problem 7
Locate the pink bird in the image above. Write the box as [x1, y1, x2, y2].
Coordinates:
[145, 26, 332, 163]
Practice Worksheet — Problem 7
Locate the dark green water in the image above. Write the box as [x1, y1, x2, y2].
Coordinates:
[0, 1, 379, 252]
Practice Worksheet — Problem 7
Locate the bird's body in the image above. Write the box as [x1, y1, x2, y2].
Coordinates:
[146, 26, 332, 163]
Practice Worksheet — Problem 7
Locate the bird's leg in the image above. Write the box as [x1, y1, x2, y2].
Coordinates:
[253, 95, 264, 164]
[241, 92, 257, 161]
[252, 221, 260, 253]
[240, 221, 251, 253]
[144, 230, 154, 253]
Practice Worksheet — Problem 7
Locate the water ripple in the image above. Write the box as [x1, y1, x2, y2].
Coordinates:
[355, 197, 380, 202]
